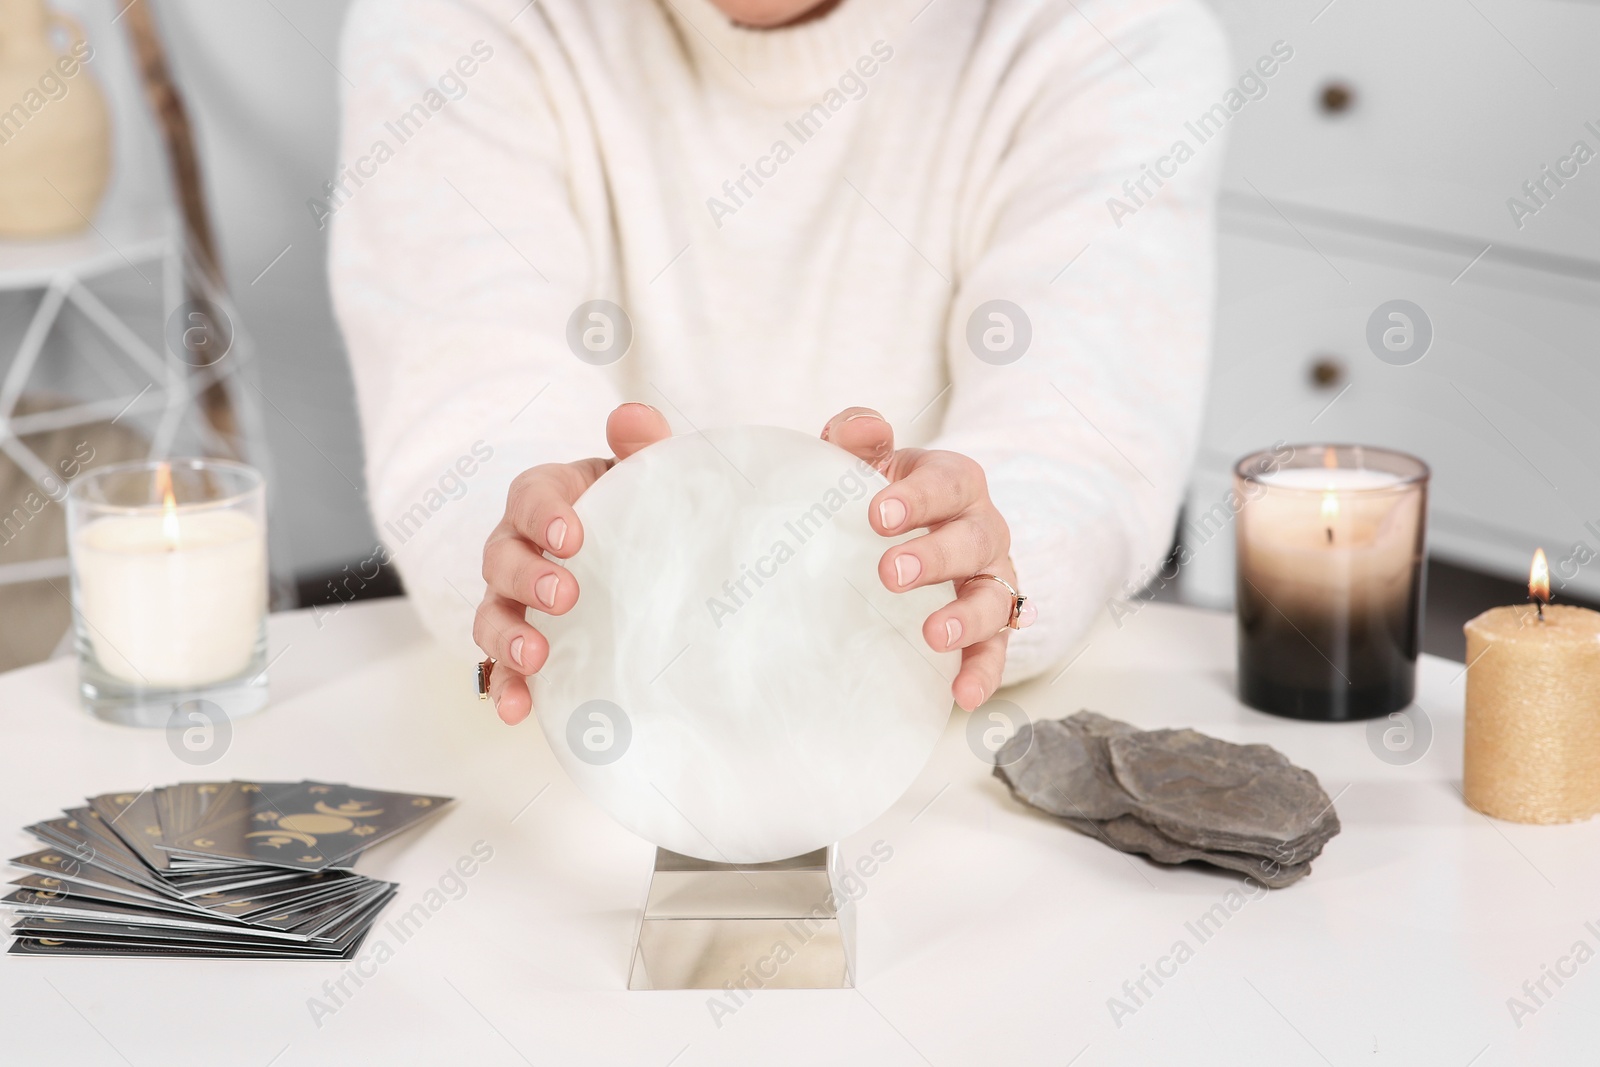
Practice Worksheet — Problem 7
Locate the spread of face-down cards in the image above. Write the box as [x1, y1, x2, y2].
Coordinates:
[4, 781, 452, 958]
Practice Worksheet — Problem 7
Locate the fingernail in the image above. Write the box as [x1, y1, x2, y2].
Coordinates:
[621, 401, 660, 414]
[510, 636, 525, 669]
[547, 517, 568, 552]
[879, 498, 907, 531]
[1018, 600, 1038, 628]
[535, 573, 560, 608]
[893, 553, 921, 588]
[944, 618, 962, 649]
[844, 411, 883, 424]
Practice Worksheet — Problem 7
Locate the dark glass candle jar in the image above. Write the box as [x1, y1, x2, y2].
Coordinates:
[1234, 445, 1429, 722]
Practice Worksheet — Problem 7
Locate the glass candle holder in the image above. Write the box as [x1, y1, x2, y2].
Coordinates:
[66, 458, 269, 726]
[1233, 445, 1429, 721]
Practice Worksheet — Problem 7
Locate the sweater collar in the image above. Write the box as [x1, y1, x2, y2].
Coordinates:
[662, 0, 912, 104]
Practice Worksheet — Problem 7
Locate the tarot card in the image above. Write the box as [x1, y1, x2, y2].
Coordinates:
[8, 933, 373, 959]
[2, 887, 363, 941]
[27, 817, 162, 889]
[166, 782, 452, 871]
[163, 867, 319, 897]
[8, 915, 367, 954]
[87, 790, 169, 872]
[7, 876, 200, 918]
[185, 871, 364, 914]
[8, 849, 168, 903]
[154, 782, 230, 841]
[247, 881, 392, 937]
[4, 890, 276, 936]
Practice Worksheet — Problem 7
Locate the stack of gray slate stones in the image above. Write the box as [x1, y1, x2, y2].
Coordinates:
[994, 711, 1340, 888]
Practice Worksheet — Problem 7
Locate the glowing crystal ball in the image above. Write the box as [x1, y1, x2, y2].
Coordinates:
[532, 425, 958, 863]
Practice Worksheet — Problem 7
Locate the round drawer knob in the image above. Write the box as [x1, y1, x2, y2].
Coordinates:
[1309, 356, 1346, 389]
[1320, 82, 1355, 115]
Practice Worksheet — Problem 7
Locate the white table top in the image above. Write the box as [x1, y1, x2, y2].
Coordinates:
[2, 597, 1594, 1066]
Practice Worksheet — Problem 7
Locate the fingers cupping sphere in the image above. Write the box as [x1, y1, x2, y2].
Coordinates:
[921, 576, 1018, 654]
[504, 460, 605, 558]
[606, 402, 673, 459]
[472, 594, 550, 675]
[871, 450, 989, 534]
[482, 535, 579, 614]
[473, 594, 541, 725]
[880, 513, 1009, 592]
[953, 635, 1009, 712]
[489, 667, 533, 725]
[821, 407, 896, 474]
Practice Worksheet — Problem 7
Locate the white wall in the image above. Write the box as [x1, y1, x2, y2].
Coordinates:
[154, 0, 371, 580]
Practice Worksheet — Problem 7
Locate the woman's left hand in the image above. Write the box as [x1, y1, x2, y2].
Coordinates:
[821, 407, 1034, 712]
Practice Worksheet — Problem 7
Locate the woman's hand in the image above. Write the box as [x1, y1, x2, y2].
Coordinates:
[821, 407, 1032, 713]
[475, 402, 1030, 723]
[474, 402, 671, 724]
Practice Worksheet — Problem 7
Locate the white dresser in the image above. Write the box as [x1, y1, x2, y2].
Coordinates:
[1182, 0, 1600, 606]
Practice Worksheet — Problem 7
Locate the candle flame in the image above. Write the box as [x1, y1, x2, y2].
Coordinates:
[1529, 547, 1550, 605]
[155, 463, 180, 548]
[1319, 448, 1340, 540]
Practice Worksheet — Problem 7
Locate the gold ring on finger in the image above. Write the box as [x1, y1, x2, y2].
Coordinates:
[961, 573, 1028, 632]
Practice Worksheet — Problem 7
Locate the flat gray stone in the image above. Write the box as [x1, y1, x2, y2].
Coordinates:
[994, 711, 1340, 887]
[1107, 729, 1339, 864]
[1062, 813, 1313, 889]
[993, 715, 1138, 822]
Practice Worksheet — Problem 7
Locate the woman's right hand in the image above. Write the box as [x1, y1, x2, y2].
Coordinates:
[474, 402, 671, 724]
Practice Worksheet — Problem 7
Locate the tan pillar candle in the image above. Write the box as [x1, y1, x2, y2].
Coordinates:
[1463, 550, 1600, 824]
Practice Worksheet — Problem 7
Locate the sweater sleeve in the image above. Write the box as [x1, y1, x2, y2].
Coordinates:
[331, 0, 618, 658]
[927, 0, 1232, 684]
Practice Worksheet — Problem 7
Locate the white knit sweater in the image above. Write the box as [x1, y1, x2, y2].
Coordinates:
[330, 0, 1230, 682]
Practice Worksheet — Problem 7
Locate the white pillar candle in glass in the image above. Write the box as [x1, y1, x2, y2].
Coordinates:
[1233, 445, 1429, 721]
[67, 459, 269, 726]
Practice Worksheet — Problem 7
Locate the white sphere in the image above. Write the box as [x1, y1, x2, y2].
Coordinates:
[533, 425, 958, 863]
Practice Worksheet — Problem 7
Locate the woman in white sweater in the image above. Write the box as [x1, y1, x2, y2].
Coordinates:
[330, 0, 1229, 724]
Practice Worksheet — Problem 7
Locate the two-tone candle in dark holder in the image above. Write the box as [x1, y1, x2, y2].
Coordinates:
[1233, 445, 1429, 721]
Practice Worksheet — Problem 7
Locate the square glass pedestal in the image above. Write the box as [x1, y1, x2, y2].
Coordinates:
[629, 846, 855, 990]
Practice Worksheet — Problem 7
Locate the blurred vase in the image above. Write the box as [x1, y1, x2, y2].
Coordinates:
[0, 0, 111, 238]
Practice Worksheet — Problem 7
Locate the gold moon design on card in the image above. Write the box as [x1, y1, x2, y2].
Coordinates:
[245, 830, 318, 848]
[314, 801, 383, 818]
[279, 812, 360, 834]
